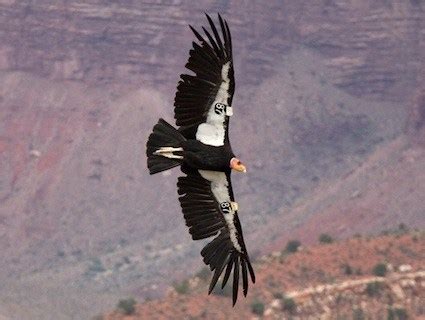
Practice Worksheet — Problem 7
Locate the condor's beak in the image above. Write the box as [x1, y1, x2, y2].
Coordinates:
[230, 158, 247, 173]
[237, 164, 247, 173]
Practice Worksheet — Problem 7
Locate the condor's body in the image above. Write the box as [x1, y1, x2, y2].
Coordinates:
[182, 140, 235, 172]
[146, 14, 255, 305]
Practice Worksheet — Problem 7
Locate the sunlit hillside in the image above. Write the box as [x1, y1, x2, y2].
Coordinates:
[103, 232, 424, 319]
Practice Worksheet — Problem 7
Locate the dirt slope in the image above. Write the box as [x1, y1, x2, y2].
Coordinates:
[103, 233, 425, 319]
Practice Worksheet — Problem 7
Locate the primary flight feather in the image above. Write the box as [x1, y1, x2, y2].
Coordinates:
[146, 13, 255, 305]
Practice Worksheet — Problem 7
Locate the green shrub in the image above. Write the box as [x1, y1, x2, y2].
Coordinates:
[89, 258, 106, 273]
[117, 298, 136, 315]
[273, 292, 284, 299]
[251, 299, 265, 315]
[394, 307, 408, 320]
[387, 307, 408, 320]
[283, 297, 296, 313]
[196, 266, 210, 281]
[398, 223, 409, 234]
[352, 307, 365, 320]
[373, 263, 388, 277]
[342, 263, 353, 275]
[285, 240, 301, 253]
[388, 308, 395, 320]
[173, 279, 190, 294]
[365, 281, 383, 297]
[319, 233, 334, 244]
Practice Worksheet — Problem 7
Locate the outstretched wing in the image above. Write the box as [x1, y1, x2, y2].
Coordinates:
[177, 167, 255, 305]
[174, 13, 235, 146]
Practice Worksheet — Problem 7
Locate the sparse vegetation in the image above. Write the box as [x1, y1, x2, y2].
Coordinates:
[282, 297, 296, 313]
[273, 292, 284, 299]
[380, 223, 410, 237]
[352, 307, 366, 320]
[387, 307, 409, 320]
[173, 279, 190, 294]
[355, 268, 363, 275]
[251, 299, 265, 315]
[398, 223, 409, 234]
[373, 263, 388, 277]
[319, 233, 334, 244]
[388, 308, 395, 320]
[342, 263, 353, 275]
[85, 257, 106, 276]
[365, 281, 383, 297]
[196, 266, 210, 281]
[285, 240, 301, 253]
[394, 307, 408, 320]
[117, 298, 136, 315]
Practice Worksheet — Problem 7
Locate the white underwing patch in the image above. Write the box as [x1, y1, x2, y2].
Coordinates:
[196, 62, 231, 147]
[198, 170, 242, 252]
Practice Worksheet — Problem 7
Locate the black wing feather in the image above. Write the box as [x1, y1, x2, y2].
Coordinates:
[241, 259, 249, 297]
[174, 14, 234, 139]
[177, 169, 255, 305]
[221, 255, 234, 289]
[232, 255, 240, 306]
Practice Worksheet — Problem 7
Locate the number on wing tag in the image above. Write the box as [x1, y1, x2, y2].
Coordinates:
[214, 103, 233, 116]
[220, 201, 232, 214]
[214, 103, 226, 115]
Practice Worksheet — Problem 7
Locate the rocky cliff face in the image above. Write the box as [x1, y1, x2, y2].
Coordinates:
[0, 1, 424, 319]
[1, 1, 424, 101]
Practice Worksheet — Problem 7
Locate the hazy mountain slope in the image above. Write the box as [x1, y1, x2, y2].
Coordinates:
[259, 136, 425, 253]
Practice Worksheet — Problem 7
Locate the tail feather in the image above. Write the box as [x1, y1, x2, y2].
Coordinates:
[146, 119, 186, 174]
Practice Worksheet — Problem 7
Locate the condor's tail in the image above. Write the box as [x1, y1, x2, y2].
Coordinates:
[146, 119, 186, 174]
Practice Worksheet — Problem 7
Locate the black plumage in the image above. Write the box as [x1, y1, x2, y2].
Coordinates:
[146, 13, 255, 305]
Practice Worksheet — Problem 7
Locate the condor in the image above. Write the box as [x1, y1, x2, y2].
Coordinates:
[146, 13, 255, 305]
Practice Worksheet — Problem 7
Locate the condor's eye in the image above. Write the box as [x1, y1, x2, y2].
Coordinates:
[237, 161, 241, 165]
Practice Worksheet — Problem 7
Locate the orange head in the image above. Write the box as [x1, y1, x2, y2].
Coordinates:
[230, 157, 247, 173]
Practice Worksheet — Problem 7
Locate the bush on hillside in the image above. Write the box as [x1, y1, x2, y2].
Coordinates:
[173, 279, 190, 294]
[285, 240, 301, 253]
[251, 299, 265, 315]
[282, 297, 296, 313]
[365, 281, 383, 297]
[373, 263, 388, 277]
[319, 233, 334, 244]
[117, 298, 136, 315]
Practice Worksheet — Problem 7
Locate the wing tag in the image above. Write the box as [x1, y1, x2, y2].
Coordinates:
[214, 103, 233, 117]
[220, 201, 232, 214]
[225, 106, 233, 116]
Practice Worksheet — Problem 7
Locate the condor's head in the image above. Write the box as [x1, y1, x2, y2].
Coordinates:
[230, 157, 247, 173]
